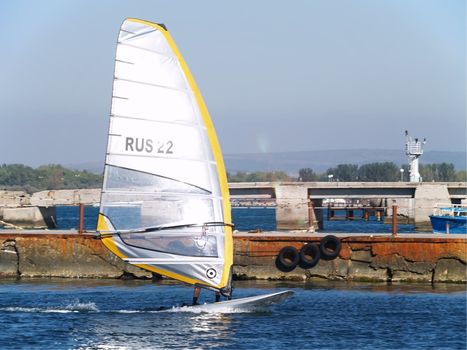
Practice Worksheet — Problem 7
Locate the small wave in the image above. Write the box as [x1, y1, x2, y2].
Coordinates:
[0, 303, 262, 315]
[111, 305, 262, 314]
[115, 310, 141, 314]
[162, 303, 265, 314]
[66, 301, 99, 312]
[0, 306, 78, 313]
[0, 301, 99, 313]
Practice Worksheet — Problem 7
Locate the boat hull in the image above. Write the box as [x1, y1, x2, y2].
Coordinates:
[429, 215, 467, 234]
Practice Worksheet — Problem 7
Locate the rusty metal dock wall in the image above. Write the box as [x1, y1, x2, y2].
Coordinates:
[234, 233, 466, 283]
[0, 231, 465, 283]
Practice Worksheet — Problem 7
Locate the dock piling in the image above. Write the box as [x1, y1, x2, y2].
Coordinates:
[307, 200, 313, 230]
[78, 203, 85, 234]
[392, 204, 398, 237]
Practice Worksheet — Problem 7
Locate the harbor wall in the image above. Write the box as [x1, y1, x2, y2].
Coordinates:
[1, 207, 56, 229]
[0, 232, 465, 283]
[1, 182, 466, 230]
[234, 234, 466, 283]
[412, 184, 452, 230]
[0, 233, 152, 279]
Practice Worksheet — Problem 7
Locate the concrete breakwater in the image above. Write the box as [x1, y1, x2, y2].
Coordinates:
[0, 232, 151, 280]
[1, 181, 466, 231]
[1, 231, 465, 283]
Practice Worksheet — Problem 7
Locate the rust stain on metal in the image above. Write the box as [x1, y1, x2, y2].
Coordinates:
[233, 234, 466, 264]
[2, 231, 466, 267]
[339, 243, 353, 260]
[371, 241, 466, 263]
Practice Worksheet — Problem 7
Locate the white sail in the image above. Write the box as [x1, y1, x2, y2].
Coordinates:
[97, 18, 233, 293]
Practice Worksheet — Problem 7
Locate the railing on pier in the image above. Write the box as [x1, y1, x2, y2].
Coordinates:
[313, 206, 387, 221]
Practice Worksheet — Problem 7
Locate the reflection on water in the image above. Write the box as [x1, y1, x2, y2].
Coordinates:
[235, 279, 467, 294]
[0, 279, 465, 349]
[8, 278, 465, 294]
[71, 303, 234, 349]
[189, 313, 232, 348]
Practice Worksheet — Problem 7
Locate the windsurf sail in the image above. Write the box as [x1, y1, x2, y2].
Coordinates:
[97, 18, 233, 295]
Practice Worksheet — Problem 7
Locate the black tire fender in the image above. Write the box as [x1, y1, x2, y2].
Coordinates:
[275, 246, 300, 272]
[299, 243, 321, 269]
[319, 235, 342, 260]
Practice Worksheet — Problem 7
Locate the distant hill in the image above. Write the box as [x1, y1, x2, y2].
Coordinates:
[67, 149, 466, 174]
[224, 149, 466, 174]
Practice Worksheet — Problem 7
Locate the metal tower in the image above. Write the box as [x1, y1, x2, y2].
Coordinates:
[405, 130, 426, 182]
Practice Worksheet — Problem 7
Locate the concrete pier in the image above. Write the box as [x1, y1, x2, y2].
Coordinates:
[1, 182, 466, 230]
[275, 184, 309, 230]
[413, 184, 452, 230]
[233, 182, 465, 230]
[1, 207, 56, 229]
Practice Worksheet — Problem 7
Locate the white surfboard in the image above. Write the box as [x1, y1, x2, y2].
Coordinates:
[173, 290, 294, 313]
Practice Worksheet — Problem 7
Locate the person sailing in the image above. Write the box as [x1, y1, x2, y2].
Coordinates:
[192, 286, 221, 305]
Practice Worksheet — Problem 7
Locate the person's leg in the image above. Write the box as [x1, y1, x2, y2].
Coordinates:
[193, 286, 201, 305]
[215, 291, 221, 302]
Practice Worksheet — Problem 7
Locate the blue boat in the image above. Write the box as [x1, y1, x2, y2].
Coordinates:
[429, 204, 467, 234]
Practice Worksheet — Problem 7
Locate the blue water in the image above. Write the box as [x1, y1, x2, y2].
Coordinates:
[0, 280, 465, 349]
[231, 207, 276, 231]
[56, 206, 416, 233]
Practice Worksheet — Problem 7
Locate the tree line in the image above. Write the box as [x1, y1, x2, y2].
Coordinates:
[229, 162, 466, 182]
[0, 164, 102, 193]
[0, 162, 465, 193]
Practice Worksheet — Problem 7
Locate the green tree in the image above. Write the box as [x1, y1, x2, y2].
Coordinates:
[420, 163, 456, 181]
[437, 163, 456, 181]
[326, 164, 359, 181]
[455, 170, 467, 182]
[265, 171, 291, 182]
[298, 168, 318, 181]
[357, 162, 399, 181]
[0, 164, 102, 192]
[227, 171, 291, 182]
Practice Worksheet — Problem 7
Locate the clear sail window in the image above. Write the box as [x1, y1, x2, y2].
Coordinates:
[119, 230, 221, 257]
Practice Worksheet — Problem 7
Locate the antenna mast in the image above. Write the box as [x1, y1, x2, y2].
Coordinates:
[405, 130, 426, 182]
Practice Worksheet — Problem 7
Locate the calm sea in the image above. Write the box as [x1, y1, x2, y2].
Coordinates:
[1, 208, 464, 349]
[0, 280, 465, 349]
[55, 206, 416, 233]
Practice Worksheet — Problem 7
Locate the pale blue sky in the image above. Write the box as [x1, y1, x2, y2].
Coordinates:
[0, 0, 465, 166]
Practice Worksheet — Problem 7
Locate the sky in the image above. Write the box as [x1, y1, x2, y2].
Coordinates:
[0, 0, 465, 166]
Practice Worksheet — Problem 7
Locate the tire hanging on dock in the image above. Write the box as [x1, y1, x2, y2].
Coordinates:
[319, 235, 342, 260]
[276, 246, 300, 272]
[299, 243, 321, 269]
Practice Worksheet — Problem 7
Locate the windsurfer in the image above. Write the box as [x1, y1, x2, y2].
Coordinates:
[192, 286, 221, 305]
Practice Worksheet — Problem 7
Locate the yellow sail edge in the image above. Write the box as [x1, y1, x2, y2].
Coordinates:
[97, 214, 125, 259]
[126, 18, 233, 290]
